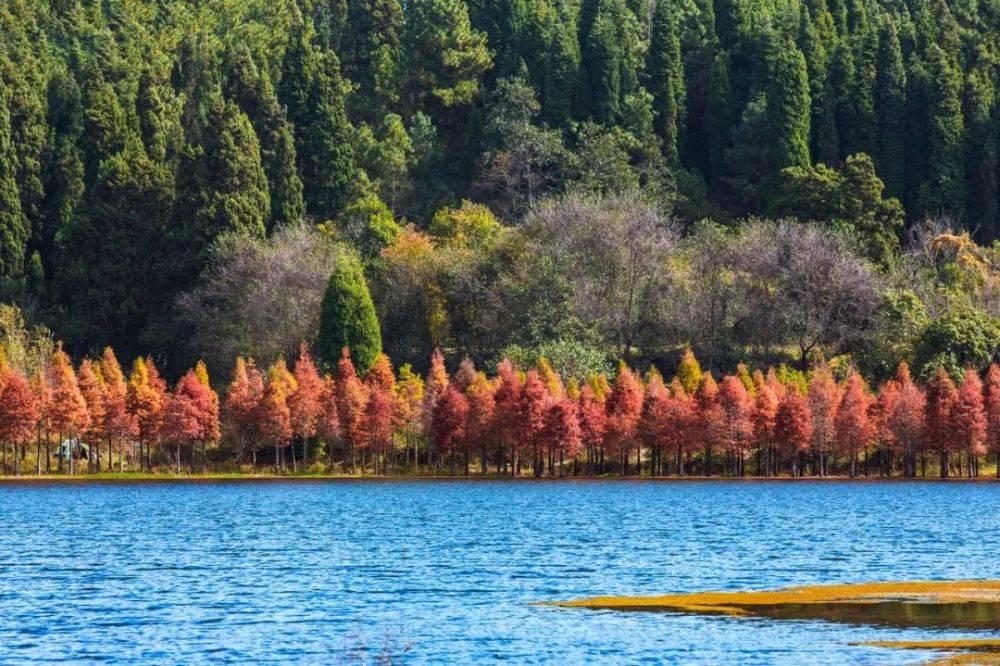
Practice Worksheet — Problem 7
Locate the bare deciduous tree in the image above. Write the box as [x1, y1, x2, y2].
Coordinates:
[177, 224, 341, 377]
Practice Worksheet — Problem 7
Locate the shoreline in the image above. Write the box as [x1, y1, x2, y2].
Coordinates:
[1, 473, 999, 485]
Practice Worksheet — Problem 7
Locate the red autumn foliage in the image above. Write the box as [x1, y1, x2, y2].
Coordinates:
[336, 348, 368, 470]
[432, 385, 468, 466]
[0, 369, 39, 446]
[718, 375, 753, 470]
[77, 359, 105, 444]
[924, 366, 959, 476]
[835, 371, 873, 477]
[605, 364, 643, 471]
[289, 344, 323, 441]
[774, 386, 813, 473]
[49, 346, 90, 437]
[953, 368, 987, 469]
[808, 366, 840, 463]
[985, 364, 1000, 466]
[516, 370, 550, 476]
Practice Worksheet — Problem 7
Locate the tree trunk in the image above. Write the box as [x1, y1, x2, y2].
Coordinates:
[940, 451, 949, 478]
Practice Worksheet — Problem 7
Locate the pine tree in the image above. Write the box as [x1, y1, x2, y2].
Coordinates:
[874, 20, 906, 200]
[56, 143, 175, 360]
[767, 38, 812, 178]
[920, 45, 965, 220]
[341, 0, 404, 121]
[281, 19, 358, 219]
[316, 252, 382, 375]
[227, 46, 305, 229]
[0, 81, 28, 278]
[403, 0, 493, 111]
[964, 66, 998, 239]
[647, 0, 685, 164]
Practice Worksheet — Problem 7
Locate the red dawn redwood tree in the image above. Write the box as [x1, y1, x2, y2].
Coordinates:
[924, 367, 959, 478]
[639, 371, 671, 476]
[543, 398, 582, 477]
[718, 375, 753, 475]
[881, 363, 925, 477]
[100, 347, 136, 472]
[808, 366, 840, 476]
[422, 348, 449, 450]
[577, 384, 606, 476]
[517, 370, 549, 477]
[605, 363, 643, 475]
[336, 348, 368, 474]
[665, 379, 695, 475]
[258, 364, 293, 473]
[0, 369, 38, 476]
[163, 366, 220, 474]
[985, 364, 1000, 477]
[752, 382, 779, 475]
[432, 385, 469, 474]
[695, 374, 724, 476]
[464, 370, 496, 475]
[835, 371, 874, 478]
[77, 359, 105, 470]
[364, 354, 396, 474]
[224, 357, 265, 466]
[50, 346, 90, 474]
[493, 359, 522, 475]
[953, 368, 987, 477]
[30, 369, 52, 474]
[774, 386, 812, 476]
[289, 344, 323, 469]
[317, 375, 341, 470]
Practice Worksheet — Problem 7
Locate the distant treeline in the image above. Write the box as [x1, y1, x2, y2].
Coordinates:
[1, 343, 998, 479]
[1, 0, 1000, 372]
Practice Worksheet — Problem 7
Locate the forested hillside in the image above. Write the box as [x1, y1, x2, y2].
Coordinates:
[0, 0, 999, 380]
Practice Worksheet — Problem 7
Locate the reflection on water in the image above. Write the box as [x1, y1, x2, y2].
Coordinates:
[736, 601, 1000, 629]
[1, 480, 999, 664]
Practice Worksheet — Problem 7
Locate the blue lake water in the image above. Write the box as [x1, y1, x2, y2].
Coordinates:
[1, 480, 998, 664]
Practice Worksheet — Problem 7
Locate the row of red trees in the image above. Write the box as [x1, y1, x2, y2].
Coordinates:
[1, 345, 998, 477]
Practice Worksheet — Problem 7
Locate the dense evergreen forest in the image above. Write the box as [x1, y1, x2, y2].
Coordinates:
[1, 0, 1000, 384]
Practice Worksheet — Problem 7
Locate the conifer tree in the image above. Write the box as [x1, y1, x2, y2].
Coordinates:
[767, 39, 812, 179]
[647, 0, 685, 164]
[920, 45, 965, 219]
[0, 82, 28, 278]
[281, 19, 357, 219]
[316, 252, 382, 375]
[874, 20, 906, 200]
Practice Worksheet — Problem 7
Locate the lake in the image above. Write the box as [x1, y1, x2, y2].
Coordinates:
[1, 480, 998, 664]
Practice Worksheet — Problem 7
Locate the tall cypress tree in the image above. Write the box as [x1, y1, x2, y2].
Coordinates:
[0, 83, 28, 279]
[767, 39, 811, 175]
[705, 50, 732, 190]
[920, 45, 965, 220]
[56, 142, 175, 359]
[647, 0, 685, 164]
[403, 0, 493, 112]
[227, 46, 305, 229]
[539, 1, 580, 127]
[172, 95, 268, 294]
[874, 20, 906, 200]
[340, 0, 404, 121]
[316, 251, 382, 375]
[40, 68, 85, 274]
[0, 52, 46, 252]
[964, 66, 998, 239]
[281, 20, 358, 219]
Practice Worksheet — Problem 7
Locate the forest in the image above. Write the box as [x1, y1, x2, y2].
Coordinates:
[1, 0, 1000, 470]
